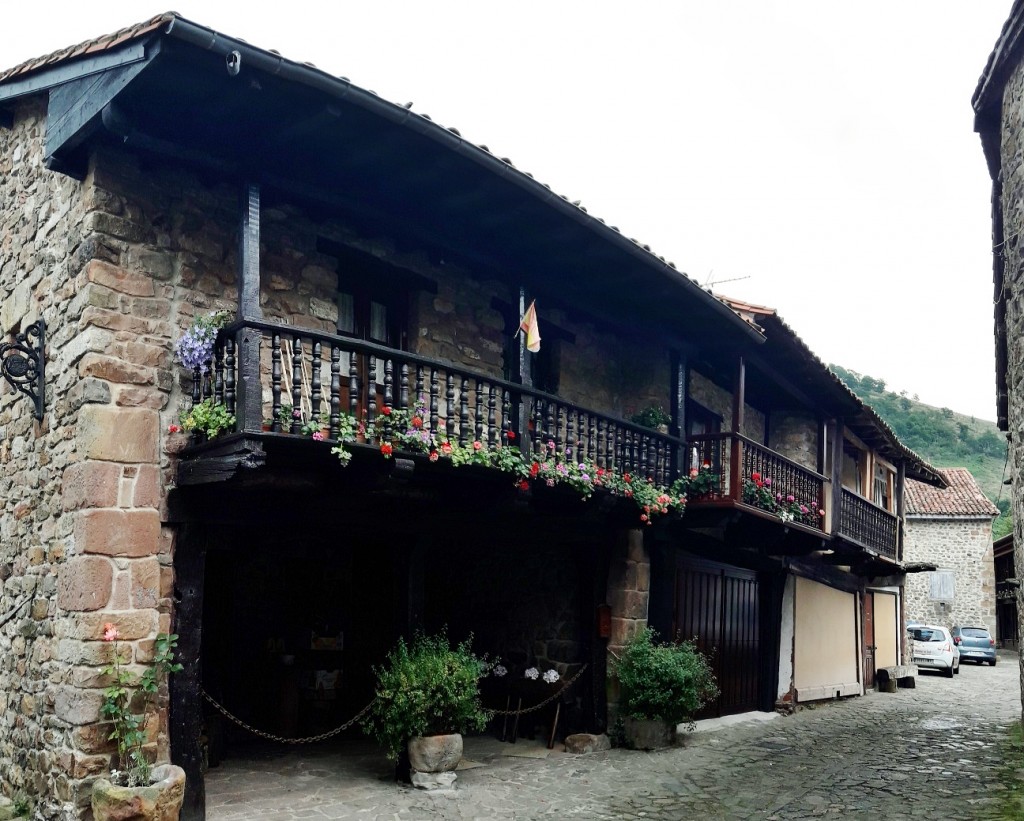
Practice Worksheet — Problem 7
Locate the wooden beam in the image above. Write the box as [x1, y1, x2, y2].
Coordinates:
[169, 523, 207, 821]
[235, 184, 263, 433]
[45, 54, 155, 167]
[896, 461, 906, 561]
[175, 436, 266, 485]
[670, 350, 687, 480]
[0, 40, 150, 104]
[830, 419, 844, 537]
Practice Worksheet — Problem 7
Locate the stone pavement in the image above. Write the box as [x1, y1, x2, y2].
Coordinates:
[206, 652, 1021, 820]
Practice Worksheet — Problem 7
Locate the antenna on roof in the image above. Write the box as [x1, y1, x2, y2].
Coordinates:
[704, 270, 752, 289]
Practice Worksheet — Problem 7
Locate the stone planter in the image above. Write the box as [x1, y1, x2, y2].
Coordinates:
[622, 716, 676, 750]
[407, 733, 462, 790]
[91, 764, 186, 821]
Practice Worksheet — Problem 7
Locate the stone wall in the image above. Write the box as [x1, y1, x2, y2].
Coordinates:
[998, 56, 1024, 715]
[903, 516, 996, 633]
[769, 411, 820, 472]
[689, 370, 766, 441]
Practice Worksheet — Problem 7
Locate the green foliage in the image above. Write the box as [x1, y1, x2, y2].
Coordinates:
[829, 364, 1011, 536]
[179, 398, 236, 440]
[12, 795, 30, 817]
[101, 628, 183, 787]
[630, 404, 673, 430]
[361, 631, 491, 761]
[612, 627, 719, 727]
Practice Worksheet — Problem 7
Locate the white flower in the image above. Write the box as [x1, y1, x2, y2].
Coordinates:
[524, 667, 540, 680]
[493, 664, 508, 677]
[542, 669, 560, 684]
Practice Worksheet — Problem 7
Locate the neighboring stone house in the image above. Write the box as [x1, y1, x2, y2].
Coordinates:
[903, 468, 998, 632]
[973, 0, 1024, 722]
[0, 14, 944, 820]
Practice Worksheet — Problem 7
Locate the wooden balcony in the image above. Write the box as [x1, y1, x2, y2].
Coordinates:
[686, 433, 827, 535]
[837, 489, 899, 560]
[187, 318, 685, 485]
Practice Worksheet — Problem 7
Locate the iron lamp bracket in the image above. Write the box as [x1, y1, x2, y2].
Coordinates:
[0, 319, 45, 421]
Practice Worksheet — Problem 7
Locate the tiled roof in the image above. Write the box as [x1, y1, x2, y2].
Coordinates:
[0, 12, 175, 84]
[715, 295, 945, 486]
[905, 468, 999, 518]
[0, 13, 750, 339]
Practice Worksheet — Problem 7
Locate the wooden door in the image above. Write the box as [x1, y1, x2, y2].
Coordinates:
[863, 592, 875, 687]
[674, 559, 759, 717]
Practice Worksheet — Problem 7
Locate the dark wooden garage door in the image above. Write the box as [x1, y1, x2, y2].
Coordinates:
[674, 559, 760, 718]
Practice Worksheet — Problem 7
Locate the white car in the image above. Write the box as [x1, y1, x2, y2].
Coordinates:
[910, 625, 960, 678]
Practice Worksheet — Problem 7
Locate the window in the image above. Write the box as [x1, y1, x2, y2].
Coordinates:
[929, 570, 955, 602]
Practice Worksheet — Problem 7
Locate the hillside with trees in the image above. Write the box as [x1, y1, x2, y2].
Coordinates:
[828, 365, 1010, 538]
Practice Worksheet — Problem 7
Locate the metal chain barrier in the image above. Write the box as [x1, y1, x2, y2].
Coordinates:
[202, 662, 588, 745]
[202, 690, 374, 745]
[484, 663, 589, 716]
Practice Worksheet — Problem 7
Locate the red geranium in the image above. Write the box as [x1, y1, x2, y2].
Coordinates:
[411, 416, 423, 428]
[530, 462, 540, 477]
[380, 442, 393, 457]
[507, 431, 516, 441]
[381, 406, 392, 416]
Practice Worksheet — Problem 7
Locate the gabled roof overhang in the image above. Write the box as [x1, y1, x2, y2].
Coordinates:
[0, 13, 765, 350]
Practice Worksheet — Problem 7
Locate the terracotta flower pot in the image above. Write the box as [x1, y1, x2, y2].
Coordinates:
[91, 764, 186, 821]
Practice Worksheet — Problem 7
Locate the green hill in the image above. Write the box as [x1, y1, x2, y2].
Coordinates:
[828, 365, 1010, 538]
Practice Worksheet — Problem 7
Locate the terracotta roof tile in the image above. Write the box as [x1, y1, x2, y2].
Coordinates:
[0, 12, 174, 84]
[905, 468, 999, 518]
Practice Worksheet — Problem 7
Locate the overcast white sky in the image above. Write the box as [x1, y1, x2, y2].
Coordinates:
[1, 2, 1011, 421]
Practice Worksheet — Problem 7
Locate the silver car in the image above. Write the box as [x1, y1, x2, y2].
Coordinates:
[910, 625, 960, 678]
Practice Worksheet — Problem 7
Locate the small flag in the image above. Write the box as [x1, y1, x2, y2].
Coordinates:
[518, 300, 541, 353]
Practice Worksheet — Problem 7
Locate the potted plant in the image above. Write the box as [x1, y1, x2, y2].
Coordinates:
[630, 404, 673, 433]
[612, 627, 718, 750]
[178, 398, 235, 442]
[361, 631, 490, 789]
[91, 625, 186, 821]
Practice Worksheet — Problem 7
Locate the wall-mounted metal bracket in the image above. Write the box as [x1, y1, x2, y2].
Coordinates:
[0, 319, 45, 421]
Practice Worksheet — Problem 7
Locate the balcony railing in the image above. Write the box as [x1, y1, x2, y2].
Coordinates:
[687, 433, 827, 533]
[837, 489, 898, 559]
[191, 319, 684, 485]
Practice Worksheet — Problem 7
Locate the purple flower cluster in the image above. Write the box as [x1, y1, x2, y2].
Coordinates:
[174, 311, 229, 374]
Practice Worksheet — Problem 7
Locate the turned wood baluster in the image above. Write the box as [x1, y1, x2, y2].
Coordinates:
[329, 346, 341, 438]
[460, 378, 470, 445]
[214, 343, 224, 404]
[290, 336, 303, 434]
[349, 349, 360, 422]
[367, 355, 377, 430]
[429, 368, 439, 432]
[546, 400, 556, 455]
[311, 341, 323, 427]
[446, 373, 455, 437]
[488, 385, 497, 447]
[191, 366, 201, 406]
[596, 418, 605, 468]
[224, 337, 236, 416]
[399, 363, 410, 412]
[607, 422, 616, 472]
[577, 412, 586, 463]
[384, 359, 394, 415]
[533, 399, 544, 458]
[502, 390, 511, 444]
[566, 408, 575, 463]
[587, 414, 596, 463]
[475, 380, 484, 444]
[555, 405, 564, 457]
[271, 333, 282, 432]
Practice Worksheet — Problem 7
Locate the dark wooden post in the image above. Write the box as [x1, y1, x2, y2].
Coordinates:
[516, 286, 532, 447]
[896, 461, 906, 560]
[670, 351, 687, 482]
[236, 183, 263, 433]
[830, 420, 844, 537]
[170, 524, 207, 821]
[730, 356, 745, 498]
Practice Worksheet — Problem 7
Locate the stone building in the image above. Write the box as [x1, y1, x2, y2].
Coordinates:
[903, 468, 998, 632]
[973, 0, 1024, 721]
[0, 14, 943, 820]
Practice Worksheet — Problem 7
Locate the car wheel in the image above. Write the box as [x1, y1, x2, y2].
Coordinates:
[990, 658, 998, 666]
[944, 664, 954, 678]
[954, 662, 961, 675]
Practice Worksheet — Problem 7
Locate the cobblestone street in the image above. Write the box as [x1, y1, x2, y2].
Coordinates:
[207, 652, 1021, 820]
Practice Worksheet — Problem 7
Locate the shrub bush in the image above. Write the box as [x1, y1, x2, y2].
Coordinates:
[361, 631, 491, 760]
[614, 627, 718, 727]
